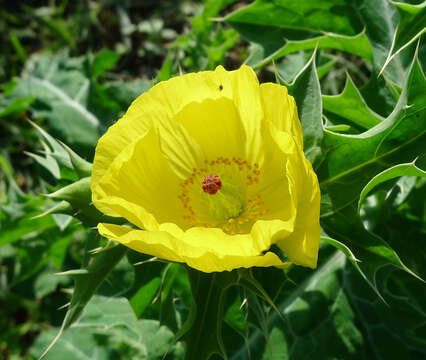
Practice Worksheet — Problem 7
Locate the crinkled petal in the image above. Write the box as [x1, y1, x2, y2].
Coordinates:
[98, 223, 290, 272]
[98, 223, 183, 263]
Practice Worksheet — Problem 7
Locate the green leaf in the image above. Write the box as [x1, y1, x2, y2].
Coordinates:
[323, 73, 383, 131]
[34, 265, 70, 299]
[0, 96, 33, 118]
[320, 235, 388, 301]
[0, 196, 57, 247]
[28, 119, 73, 176]
[319, 50, 425, 215]
[324, 202, 423, 298]
[232, 251, 364, 360]
[106, 78, 151, 108]
[39, 244, 128, 358]
[126, 251, 164, 318]
[226, 0, 363, 36]
[232, 247, 426, 359]
[344, 265, 426, 358]
[359, 175, 426, 279]
[356, 0, 414, 117]
[225, 0, 372, 68]
[13, 54, 101, 153]
[157, 55, 174, 82]
[317, 55, 338, 80]
[282, 51, 324, 167]
[238, 269, 284, 323]
[380, 1, 426, 75]
[32, 327, 112, 360]
[158, 263, 190, 332]
[28, 121, 92, 181]
[321, 236, 360, 266]
[250, 31, 372, 69]
[223, 289, 247, 337]
[33, 296, 183, 360]
[360, 72, 400, 118]
[275, 52, 306, 83]
[90, 49, 121, 79]
[358, 159, 426, 211]
[316, 49, 425, 295]
[357, 0, 412, 81]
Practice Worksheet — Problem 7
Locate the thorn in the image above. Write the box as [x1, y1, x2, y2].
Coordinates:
[133, 257, 159, 266]
[31, 200, 73, 219]
[40, 140, 51, 153]
[55, 269, 89, 276]
[209, 16, 225, 22]
[272, 59, 280, 84]
[89, 240, 116, 254]
[178, 61, 184, 76]
[57, 302, 70, 311]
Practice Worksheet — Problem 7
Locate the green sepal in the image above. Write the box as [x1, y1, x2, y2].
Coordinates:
[28, 120, 93, 181]
[32, 200, 74, 220]
[46, 177, 124, 227]
[59, 141, 93, 179]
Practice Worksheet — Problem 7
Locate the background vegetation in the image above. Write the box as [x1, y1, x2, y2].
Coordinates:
[0, 0, 425, 359]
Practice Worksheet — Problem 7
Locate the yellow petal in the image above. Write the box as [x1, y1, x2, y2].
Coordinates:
[148, 65, 264, 165]
[92, 128, 187, 229]
[277, 156, 321, 268]
[276, 216, 320, 269]
[174, 97, 246, 161]
[98, 223, 183, 263]
[261, 120, 320, 267]
[91, 95, 169, 192]
[98, 223, 291, 272]
[248, 123, 297, 221]
[260, 83, 304, 151]
[213, 66, 264, 165]
[91, 66, 321, 272]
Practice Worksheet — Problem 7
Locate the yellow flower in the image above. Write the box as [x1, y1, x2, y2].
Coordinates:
[91, 65, 320, 272]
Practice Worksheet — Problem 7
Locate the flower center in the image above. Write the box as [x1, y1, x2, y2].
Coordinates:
[202, 174, 222, 194]
[178, 156, 269, 234]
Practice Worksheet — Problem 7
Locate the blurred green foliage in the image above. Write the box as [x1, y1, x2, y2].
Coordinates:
[0, 0, 425, 359]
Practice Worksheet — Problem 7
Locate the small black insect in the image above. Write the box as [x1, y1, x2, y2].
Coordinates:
[219, 84, 223, 91]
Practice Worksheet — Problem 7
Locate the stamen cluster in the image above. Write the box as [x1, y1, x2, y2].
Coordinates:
[178, 156, 268, 233]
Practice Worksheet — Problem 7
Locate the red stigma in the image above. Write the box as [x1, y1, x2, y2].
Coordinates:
[202, 174, 222, 195]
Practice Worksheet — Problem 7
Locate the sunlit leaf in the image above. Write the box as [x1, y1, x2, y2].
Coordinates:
[281, 51, 324, 167]
[380, 1, 426, 75]
[323, 73, 383, 131]
[225, 0, 372, 68]
[358, 159, 426, 211]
